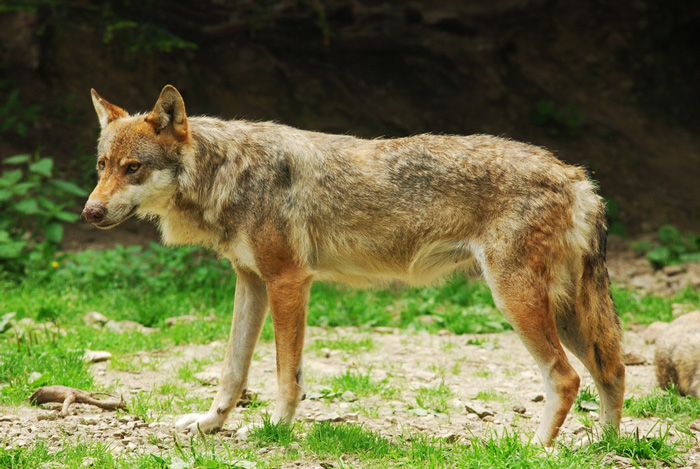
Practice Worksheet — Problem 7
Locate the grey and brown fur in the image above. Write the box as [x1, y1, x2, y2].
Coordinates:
[83, 85, 626, 446]
[654, 311, 700, 397]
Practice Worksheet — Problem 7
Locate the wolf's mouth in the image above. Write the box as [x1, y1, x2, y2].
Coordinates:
[94, 205, 139, 230]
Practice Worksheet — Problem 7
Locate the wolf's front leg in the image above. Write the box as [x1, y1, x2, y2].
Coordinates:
[267, 268, 313, 424]
[175, 269, 268, 434]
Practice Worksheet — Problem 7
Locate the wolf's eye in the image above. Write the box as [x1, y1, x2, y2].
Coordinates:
[97, 160, 105, 170]
[126, 162, 141, 174]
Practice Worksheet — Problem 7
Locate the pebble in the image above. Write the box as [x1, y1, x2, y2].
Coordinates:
[84, 349, 112, 363]
[464, 401, 494, 419]
[530, 393, 545, 402]
[84, 312, 109, 326]
[314, 412, 343, 423]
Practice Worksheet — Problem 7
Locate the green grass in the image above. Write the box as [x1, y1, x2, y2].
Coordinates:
[415, 381, 454, 413]
[624, 386, 700, 420]
[309, 335, 376, 353]
[324, 369, 383, 398]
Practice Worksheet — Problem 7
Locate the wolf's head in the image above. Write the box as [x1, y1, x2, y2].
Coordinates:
[83, 85, 188, 229]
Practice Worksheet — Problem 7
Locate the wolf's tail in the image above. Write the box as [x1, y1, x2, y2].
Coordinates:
[552, 178, 625, 426]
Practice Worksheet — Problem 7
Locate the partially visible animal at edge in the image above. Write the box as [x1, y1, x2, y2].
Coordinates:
[654, 311, 700, 397]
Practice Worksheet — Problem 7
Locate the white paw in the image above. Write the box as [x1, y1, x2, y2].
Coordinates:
[174, 413, 225, 434]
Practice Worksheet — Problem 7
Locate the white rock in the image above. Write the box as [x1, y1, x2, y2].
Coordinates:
[83, 350, 112, 363]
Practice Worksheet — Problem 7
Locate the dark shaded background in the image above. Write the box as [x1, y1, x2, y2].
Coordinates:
[1, 0, 699, 240]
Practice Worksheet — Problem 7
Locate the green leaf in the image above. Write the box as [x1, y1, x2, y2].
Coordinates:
[29, 158, 53, 177]
[0, 240, 26, 258]
[50, 179, 88, 196]
[15, 198, 39, 214]
[0, 169, 23, 186]
[0, 188, 11, 202]
[45, 222, 63, 243]
[11, 181, 34, 196]
[37, 196, 57, 211]
[3, 154, 30, 165]
[679, 252, 700, 263]
[647, 246, 671, 267]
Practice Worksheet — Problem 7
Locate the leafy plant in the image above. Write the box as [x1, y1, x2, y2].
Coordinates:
[0, 154, 86, 277]
[632, 225, 700, 268]
[0, 89, 42, 138]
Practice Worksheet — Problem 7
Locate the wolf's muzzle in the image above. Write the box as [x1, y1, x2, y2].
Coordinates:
[82, 203, 106, 224]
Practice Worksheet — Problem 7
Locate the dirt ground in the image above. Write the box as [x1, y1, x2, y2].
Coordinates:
[2, 241, 700, 467]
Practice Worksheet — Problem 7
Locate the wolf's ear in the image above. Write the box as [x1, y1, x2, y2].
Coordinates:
[91, 89, 128, 129]
[145, 85, 189, 142]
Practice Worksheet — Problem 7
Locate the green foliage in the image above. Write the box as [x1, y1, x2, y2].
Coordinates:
[589, 425, 686, 468]
[574, 386, 601, 413]
[624, 385, 700, 420]
[0, 89, 42, 138]
[248, 416, 298, 447]
[632, 225, 700, 268]
[532, 100, 582, 137]
[307, 421, 394, 458]
[415, 381, 454, 414]
[0, 153, 86, 278]
[325, 369, 382, 398]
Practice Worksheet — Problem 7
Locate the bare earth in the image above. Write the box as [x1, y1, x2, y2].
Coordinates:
[2, 239, 700, 467]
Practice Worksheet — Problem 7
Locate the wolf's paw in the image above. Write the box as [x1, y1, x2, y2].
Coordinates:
[174, 413, 224, 434]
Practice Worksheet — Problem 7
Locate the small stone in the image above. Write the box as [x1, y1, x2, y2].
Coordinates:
[341, 390, 357, 402]
[372, 326, 397, 334]
[530, 393, 545, 402]
[622, 351, 645, 365]
[105, 320, 157, 334]
[164, 315, 198, 326]
[321, 347, 331, 358]
[84, 312, 109, 326]
[464, 401, 494, 419]
[441, 432, 459, 443]
[415, 370, 437, 381]
[662, 265, 683, 276]
[512, 405, 527, 414]
[81, 416, 100, 425]
[314, 412, 343, 423]
[83, 349, 112, 363]
[81, 457, 96, 467]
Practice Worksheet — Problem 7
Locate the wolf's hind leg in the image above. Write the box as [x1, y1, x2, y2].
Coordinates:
[175, 268, 268, 434]
[489, 273, 580, 446]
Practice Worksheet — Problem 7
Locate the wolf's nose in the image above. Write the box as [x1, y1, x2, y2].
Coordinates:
[82, 204, 106, 223]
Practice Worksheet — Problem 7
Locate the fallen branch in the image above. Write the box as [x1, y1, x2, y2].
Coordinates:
[29, 385, 126, 416]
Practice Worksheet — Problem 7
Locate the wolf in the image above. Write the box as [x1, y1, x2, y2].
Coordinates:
[83, 85, 625, 446]
[654, 311, 700, 397]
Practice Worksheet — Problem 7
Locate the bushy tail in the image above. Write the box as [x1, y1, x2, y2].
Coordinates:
[575, 206, 624, 384]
